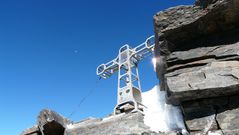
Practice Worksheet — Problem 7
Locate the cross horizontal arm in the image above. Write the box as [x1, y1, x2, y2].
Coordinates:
[96, 35, 155, 79]
[96, 56, 119, 79]
[132, 35, 155, 62]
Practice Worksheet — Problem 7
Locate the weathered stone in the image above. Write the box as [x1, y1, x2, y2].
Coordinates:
[191, 130, 224, 135]
[181, 95, 239, 134]
[21, 125, 41, 135]
[217, 108, 239, 131]
[167, 43, 239, 65]
[37, 109, 71, 135]
[154, 0, 239, 51]
[223, 129, 239, 135]
[154, 1, 239, 105]
[166, 61, 239, 103]
[65, 112, 156, 135]
[165, 42, 239, 77]
[209, 130, 224, 135]
[195, 0, 219, 8]
[164, 131, 180, 135]
[183, 105, 218, 132]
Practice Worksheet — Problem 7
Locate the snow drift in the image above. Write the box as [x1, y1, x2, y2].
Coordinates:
[142, 85, 188, 134]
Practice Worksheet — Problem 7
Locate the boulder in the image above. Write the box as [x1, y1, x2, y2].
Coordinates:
[38, 109, 71, 135]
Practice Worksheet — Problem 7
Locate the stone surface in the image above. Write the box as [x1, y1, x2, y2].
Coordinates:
[38, 109, 71, 135]
[191, 130, 224, 135]
[182, 104, 218, 132]
[153, 2, 239, 134]
[20, 125, 41, 135]
[182, 94, 239, 134]
[24, 111, 174, 135]
[167, 60, 239, 102]
[154, 0, 239, 51]
[217, 108, 239, 131]
[22, 109, 71, 135]
[154, 0, 239, 103]
[65, 112, 158, 135]
[195, 0, 219, 8]
[223, 129, 239, 135]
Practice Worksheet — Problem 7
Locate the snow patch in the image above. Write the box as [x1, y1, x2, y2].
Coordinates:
[66, 123, 75, 129]
[142, 85, 188, 133]
[208, 131, 222, 135]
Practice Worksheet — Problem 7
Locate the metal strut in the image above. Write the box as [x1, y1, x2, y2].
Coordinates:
[96, 35, 155, 115]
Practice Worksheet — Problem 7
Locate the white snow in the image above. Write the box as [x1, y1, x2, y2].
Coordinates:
[142, 85, 188, 133]
[102, 113, 125, 121]
[208, 131, 222, 135]
[152, 57, 157, 71]
[66, 123, 76, 129]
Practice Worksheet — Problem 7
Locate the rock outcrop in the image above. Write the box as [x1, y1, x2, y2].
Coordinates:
[21, 109, 71, 135]
[154, 0, 239, 134]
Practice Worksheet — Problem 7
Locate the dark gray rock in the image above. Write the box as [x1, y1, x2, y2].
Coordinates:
[154, 0, 239, 52]
[158, 36, 239, 103]
[165, 43, 239, 77]
[181, 95, 239, 134]
[167, 60, 239, 103]
[153, 0, 239, 135]
[182, 104, 218, 132]
[155, 0, 239, 103]
[195, 0, 219, 9]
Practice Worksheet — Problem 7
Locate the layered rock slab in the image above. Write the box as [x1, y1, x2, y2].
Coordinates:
[154, 0, 239, 134]
[165, 42, 239, 103]
[154, 0, 239, 103]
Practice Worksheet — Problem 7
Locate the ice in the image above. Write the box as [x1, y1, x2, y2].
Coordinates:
[142, 85, 188, 134]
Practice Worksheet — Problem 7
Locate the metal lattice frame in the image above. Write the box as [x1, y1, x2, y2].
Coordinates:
[97, 35, 155, 114]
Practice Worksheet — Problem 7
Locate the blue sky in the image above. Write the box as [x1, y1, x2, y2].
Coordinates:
[0, 0, 194, 134]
